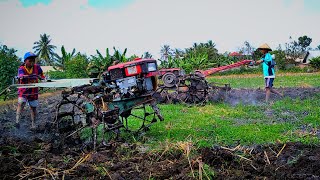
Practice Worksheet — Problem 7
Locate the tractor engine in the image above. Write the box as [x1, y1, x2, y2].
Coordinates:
[103, 58, 158, 99]
[55, 58, 164, 150]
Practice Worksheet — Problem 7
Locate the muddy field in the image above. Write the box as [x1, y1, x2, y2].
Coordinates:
[0, 87, 319, 179]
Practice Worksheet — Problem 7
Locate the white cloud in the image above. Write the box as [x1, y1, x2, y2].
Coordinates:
[1, 0, 319, 59]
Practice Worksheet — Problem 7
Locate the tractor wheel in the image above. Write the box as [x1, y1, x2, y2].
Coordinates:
[162, 72, 178, 88]
[176, 74, 209, 105]
[120, 101, 163, 134]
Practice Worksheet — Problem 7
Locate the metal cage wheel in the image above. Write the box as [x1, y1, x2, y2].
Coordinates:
[176, 75, 209, 105]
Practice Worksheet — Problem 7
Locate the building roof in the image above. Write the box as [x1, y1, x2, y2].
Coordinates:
[41, 66, 57, 73]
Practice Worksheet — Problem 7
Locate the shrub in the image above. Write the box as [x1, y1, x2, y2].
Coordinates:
[282, 66, 316, 73]
[284, 66, 305, 73]
[309, 57, 320, 69]
[0, 45, 20, 91]
[47, 70, 67, 79]
[65, 54, 89, 78]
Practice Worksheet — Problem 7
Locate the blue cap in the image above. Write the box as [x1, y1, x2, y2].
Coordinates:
[24, 52, 37, 61]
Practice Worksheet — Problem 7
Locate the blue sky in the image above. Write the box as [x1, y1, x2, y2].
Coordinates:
[19, 0, 52, 7]
[17, 0, 320, 11]
[284, 0, 320, 14]
[0, 0, 319, 59]
[303, 0, 320, 13]
[18, 0, 135, 8]
[88, 0, 135, 9]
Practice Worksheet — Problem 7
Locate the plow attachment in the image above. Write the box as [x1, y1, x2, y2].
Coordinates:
[16, 78, 97, 88]
[54, 85, 164, 150]
[154, 60, 252, 104]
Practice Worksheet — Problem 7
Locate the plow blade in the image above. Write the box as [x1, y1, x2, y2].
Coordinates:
[16, 78, 97, 88]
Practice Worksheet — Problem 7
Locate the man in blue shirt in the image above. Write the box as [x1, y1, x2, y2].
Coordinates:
[255, 43, 283, 102]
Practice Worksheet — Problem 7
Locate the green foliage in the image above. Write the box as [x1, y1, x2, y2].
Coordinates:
[142, 51, 152, 58]
[284, 66, 314, 73]
[159, 41, 226, 73]
[88, 47, 128, 78]
[207, 72, 320, 89]
[181, 51, 210, 73]
[127, 54, 140, 61]
[214, 54, 235, 67]
[202, 164, 215, 178]
[53, 46, 77, 71]
[47, 70, 67, 79]
[185, 40, 218, 60]
[159, 55, 181, 69]
[88, 48, 113, 78]
[112, 47, 128, 63]
[298, 35, 312, 51]
[65, 54, 89, 78]
[159, 51, 213, 74]
[0, 44, 20, 91]
[285, 35, 312, 64]
[33, 33, 57, 66]
[309, 56, 320, 69]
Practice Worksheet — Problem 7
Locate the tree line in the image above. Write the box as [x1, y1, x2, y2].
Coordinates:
[1, 33, 320, 92]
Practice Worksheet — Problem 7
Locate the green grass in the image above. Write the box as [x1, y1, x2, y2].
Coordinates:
[206, 72, 320, 88]
[144, 94, 320, 148]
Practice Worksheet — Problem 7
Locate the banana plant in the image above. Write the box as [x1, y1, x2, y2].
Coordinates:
[142, 51, 153, 58]
[184, 51, 213, 72]
[88, 47, 129, 78]
[53, 46, 77, 71]
[159, 56, 179, 68]
[113, 47, 127, 62]
[88, 48, 113, 78]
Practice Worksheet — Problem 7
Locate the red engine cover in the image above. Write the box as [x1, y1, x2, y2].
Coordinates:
[107, 58, 158, 78]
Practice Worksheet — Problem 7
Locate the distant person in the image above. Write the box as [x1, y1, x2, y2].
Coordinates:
[16, 52, 45, 129]
[255, 43, 283, 102]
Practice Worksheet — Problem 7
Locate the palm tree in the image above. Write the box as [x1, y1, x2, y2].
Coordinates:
[53, 46, 76, 71]
[33, 33, 57, 66]
[206, 40, 216, 48]
[160, 45, 172, 60]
